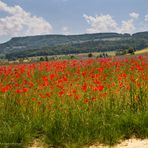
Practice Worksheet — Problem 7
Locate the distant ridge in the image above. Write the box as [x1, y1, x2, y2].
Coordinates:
[0, 31, 148, 59]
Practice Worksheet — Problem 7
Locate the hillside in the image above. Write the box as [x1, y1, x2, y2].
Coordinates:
[0, 32, 148, 59]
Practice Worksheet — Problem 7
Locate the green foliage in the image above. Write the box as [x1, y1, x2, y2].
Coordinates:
[128, 48, 135, 55]
[45, 56, 48, 61]
[70, 55, 75, 59]
[88, 53, 93, 57]
[40, 57, 44, 61]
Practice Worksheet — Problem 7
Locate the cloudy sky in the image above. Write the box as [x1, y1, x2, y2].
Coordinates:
[0, 0, 148, 43]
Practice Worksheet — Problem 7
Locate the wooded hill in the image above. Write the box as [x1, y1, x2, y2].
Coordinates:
[0, 31, 148, 59]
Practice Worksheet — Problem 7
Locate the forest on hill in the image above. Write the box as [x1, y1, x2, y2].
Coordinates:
[0, 31, 148, 59]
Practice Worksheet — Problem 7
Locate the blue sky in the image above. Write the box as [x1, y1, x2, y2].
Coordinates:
[0, 0, 148, 43]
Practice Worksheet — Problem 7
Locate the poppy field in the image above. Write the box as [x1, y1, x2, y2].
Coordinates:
[0, 55, 148, 147]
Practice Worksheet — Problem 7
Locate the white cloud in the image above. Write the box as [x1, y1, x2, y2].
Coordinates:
[62, 26, 70, 35]
[120, 19, 135, 33]
[83, 14, 118, 33]
[83, 14, 135, 33]
[145, 14, 148, 22]
[0, 0, 53, 37]
[129, 12, 139, 19]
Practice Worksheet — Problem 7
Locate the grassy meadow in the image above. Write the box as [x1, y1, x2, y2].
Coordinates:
[0, 55, 148, 147]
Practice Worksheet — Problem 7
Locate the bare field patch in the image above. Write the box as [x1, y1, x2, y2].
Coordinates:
[135, 48, 148, 54]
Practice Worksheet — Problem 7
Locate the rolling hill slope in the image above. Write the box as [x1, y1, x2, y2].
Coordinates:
[0, 32, 148, 59]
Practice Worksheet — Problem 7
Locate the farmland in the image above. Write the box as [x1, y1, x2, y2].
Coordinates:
[135, 48, 148, 55]
[0, 55, 148, 147]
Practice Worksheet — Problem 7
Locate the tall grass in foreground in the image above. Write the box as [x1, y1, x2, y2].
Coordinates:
[0, 55, 148, 147]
